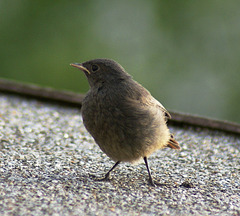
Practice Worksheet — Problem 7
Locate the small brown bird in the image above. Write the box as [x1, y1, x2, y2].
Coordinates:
[71, 59, 180, 186]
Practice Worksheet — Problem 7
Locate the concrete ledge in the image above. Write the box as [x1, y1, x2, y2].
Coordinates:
[0, 79, 239, 215]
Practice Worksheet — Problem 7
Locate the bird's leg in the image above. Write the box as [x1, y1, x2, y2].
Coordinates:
[96, 161, 120, 181]
[144, 157, 155, 187]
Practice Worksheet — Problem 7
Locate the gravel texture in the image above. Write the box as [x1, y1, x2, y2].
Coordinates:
[0, 93, 239, 216]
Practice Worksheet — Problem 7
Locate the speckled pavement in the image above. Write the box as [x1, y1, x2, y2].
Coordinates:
[0, 93, 239, 215]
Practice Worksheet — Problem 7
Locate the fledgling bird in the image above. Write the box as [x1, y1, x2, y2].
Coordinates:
[71, 59, 180, 186]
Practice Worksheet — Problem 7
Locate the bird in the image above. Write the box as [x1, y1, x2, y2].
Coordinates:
[70, 58, 180, 186]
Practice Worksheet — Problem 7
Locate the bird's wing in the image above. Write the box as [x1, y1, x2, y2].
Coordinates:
[137, 90, 171, 120]
[120, 79, 171, 120]
[151, 97, 171, 120]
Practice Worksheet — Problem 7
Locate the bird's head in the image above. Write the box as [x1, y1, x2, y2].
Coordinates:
[71, 58, 131, 88]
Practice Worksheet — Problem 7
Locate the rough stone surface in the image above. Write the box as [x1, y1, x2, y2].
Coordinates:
[0, 93, 239, 215]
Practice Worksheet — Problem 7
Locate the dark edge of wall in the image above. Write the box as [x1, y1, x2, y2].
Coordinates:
[0, 78, 84, 107]
[170, 112, 240, 134]
[0, 78, 240, 135]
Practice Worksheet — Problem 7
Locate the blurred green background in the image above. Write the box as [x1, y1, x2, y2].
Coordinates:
[1, 0, 240, 123]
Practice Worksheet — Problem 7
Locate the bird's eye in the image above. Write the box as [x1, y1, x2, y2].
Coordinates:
[91, 64, 99, 72]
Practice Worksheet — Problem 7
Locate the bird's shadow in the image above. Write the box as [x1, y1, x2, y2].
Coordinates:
[88, 172, 177, 188]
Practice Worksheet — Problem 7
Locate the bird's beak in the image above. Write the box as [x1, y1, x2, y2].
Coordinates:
[70, 63, 91, 74]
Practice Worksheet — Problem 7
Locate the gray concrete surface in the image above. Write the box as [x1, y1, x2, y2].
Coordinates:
[0, 93, 239, 215]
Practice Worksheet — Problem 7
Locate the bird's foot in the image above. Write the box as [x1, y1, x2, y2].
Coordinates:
[154, 181, 169, 187]
[89, 173, 111, 182]
[148, 177, 156, 187]
[148, 178, 170, 187]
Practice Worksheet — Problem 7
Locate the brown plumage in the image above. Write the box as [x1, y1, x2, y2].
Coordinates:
[71, 58, 180, 186]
